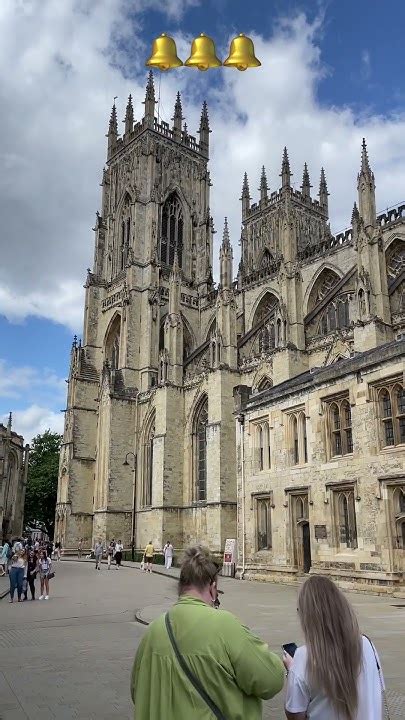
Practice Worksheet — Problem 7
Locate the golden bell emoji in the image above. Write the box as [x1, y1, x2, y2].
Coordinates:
[223, 33, 261, 71]
[185, 33, 222, 71]
[146, 33, 183, 71]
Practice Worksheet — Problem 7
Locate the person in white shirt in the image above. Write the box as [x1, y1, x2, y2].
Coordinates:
[114, 541, 123, 568]
[283, 575, 384, 720]
[164, 541, 173, 570]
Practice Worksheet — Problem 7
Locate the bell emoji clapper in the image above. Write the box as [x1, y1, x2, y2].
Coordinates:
[223, 33, 261, 71]
[146, 33, 183, 71]
[185, 33, 222, 71]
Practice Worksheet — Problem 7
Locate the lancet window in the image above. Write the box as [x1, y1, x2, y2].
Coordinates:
[160, 193, 184, 268]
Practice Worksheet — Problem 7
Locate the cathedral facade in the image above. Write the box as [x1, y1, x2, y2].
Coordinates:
[55, 73, 404, 587]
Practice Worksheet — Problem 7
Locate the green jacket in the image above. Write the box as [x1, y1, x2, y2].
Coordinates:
[131, 595, 284, 719]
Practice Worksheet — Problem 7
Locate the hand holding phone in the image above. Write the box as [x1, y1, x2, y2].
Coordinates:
[282, 642, 297, 658]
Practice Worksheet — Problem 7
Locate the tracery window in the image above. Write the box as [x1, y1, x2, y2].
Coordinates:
[256, 496, 272, 550]
[160, 193, 183, 267]
[325, 397, 353, 458]
[307, 268, 340, 314]
[386, 240, 405, 279]
[318, 295, 350, 335]
[252, 293, 278, 327]
[254, 420, 271, 471]
[142, 412, 155, 507]
[194, 397, 208, 501]
[376, 381, 404, 448]
[286, 410, 308, 465]
[334, 488, 358, 549]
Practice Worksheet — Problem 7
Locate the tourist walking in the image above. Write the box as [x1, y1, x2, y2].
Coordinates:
[55, 540, 62, 561]
[114, 540, 123, 568]
[9, 549, 26, 603]
[38, 549, 52, 600]
[283, 575, 385, 720]
[107, 540, 115, 569]
[164, 540, 174, 570]
[0, 539, 10, 576]
[131, 545, 284, 719]
[144, 541, 154, 573]
[77, 538, 83, 558]
[94, 539, 103, 570]
[24, 550, 38, 600]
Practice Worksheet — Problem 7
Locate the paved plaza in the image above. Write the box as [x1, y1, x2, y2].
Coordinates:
[0, 560, 404, 719]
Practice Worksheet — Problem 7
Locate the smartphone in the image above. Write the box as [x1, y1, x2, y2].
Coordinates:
[282, 642, 298, 658]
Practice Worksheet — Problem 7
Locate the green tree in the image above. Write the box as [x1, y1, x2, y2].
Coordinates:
[24, 430, 62, 538]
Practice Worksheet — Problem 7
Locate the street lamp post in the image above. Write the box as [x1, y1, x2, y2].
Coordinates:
[123, 451, 137, 562]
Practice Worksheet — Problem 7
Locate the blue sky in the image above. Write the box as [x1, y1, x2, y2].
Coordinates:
[0, 0, 404, 441]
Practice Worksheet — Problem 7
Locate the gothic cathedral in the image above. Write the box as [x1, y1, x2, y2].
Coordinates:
[55, 73, 405, 572]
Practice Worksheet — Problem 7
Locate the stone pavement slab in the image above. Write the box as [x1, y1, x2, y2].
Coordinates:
[0, 560, 404, 720]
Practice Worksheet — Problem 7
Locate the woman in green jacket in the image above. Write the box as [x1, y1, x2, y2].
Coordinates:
[131, 545, 284, 719]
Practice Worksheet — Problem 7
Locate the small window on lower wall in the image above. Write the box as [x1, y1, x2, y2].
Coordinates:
[256, 495, 272, 551]
[332, 487, 358, 549]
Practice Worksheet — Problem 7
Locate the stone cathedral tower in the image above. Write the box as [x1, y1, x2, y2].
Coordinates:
[56, 74, 404, 565]
[55, 73, 237, 551]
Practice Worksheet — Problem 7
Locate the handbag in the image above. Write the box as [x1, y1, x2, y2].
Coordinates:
[364, 635, 391, 720]
[48, 571, 55, 580]
[165, 613, 227, 720]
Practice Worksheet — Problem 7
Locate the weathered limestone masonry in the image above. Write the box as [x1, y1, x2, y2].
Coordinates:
[56, 73, 404, 590]
[0, 414, 29, 542]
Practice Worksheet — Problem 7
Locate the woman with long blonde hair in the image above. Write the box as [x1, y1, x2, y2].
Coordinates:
[284, 575, 384, 720]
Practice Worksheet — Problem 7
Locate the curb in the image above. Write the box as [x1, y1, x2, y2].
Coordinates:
[134, 609, 150, 626]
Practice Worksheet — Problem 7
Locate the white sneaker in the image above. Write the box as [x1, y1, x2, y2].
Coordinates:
[39, 596, 44, 600]
[45, 596, 49, 600]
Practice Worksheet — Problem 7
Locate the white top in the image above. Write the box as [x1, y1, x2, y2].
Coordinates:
[115, 543, 123, 552]
[164, 544, 173, 557]
[285, 636, 383, 720]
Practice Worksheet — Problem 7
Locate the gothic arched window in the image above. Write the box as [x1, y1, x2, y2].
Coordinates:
[193, 396, 208, 502]
[142, 412, 155, 507]
[386, 239, 405, 279]
[318, 295, 350, 336]
[104, 314, 121, 370]
[252, 293, 278, 328]
[118, 194, 131, 273]
[160, 193, 183, 268]
[307, 268, 340, 314]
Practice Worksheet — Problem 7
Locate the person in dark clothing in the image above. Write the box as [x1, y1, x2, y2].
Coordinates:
[24, 550, 39, 600]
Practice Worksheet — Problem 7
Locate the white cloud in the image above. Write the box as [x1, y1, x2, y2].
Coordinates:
[0, 6, 404, 333]
[0, 359, 65, 402]
[1, 405, 64, 444]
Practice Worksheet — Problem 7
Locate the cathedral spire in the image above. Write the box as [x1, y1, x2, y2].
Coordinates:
[318, 167, 329, 216]
[259, 166, 268, 202]
[143, 70, 156, 125]
[241, 172, 251, 218]
[220, 218, 233, 289]
[172, 91, 183, 140]
[301, 162, 311, 199]
[357, 138, 376, 227]
[106, 102, 118, 158]
[198, 100, 210, 157]
[7, 411, 12, 434]
[360, 137, 372, 176]
[124, 94, 134, 136]
[280, 147, 292, 189]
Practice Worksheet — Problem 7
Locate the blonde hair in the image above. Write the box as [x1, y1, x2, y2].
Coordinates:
[178, 545, 218, 595]
[298, 575, 362, 720]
